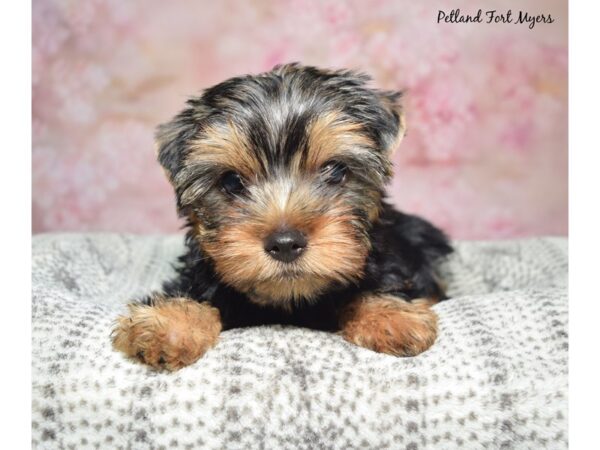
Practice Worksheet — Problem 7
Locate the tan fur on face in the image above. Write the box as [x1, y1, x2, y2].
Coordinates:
[299, 110, 388, 223]
[302, 110, 374, 172]
[340, 295, 438, 356]
[202, 179, 368, 308]
[247, 210, 368, 307]
[112, 297, 222, 371]
[188, 121, 263, 180]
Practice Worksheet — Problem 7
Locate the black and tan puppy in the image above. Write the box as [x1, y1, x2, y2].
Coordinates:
[112, 63, 453, 370]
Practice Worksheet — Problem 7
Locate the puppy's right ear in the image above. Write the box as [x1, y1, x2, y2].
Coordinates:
[377, 90, 407, 155]
[155, 99, 209, 183]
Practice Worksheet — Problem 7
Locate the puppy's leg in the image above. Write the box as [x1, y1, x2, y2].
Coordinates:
[112, 296, 221, 371]
[339, 294, 438, 356]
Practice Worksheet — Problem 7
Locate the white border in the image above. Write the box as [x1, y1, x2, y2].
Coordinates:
[570, 0, 600, 448]
[0, 0, 31, 446]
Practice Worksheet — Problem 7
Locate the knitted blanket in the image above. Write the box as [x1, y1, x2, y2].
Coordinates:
[32, 234, 568, 449]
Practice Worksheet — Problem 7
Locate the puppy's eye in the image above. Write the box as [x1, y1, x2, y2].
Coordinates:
[321, 162, 348, 185]
[220, 171, 245, 195]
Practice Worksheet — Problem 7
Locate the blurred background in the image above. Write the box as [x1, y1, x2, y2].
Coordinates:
[32, 0, 567, 239]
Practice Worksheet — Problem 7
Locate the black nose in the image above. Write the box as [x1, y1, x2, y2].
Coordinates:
[264, 229, 307, 263]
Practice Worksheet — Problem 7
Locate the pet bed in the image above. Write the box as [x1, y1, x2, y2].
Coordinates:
[32, 233, 568, 449]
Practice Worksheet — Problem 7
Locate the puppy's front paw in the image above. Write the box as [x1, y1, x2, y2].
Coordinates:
[112, 298, 221, 371]
[340, 296, 438, 356]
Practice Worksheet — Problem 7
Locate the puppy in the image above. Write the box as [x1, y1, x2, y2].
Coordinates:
[112, 63, 453, 371]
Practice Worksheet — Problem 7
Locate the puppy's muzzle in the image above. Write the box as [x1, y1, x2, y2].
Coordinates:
[264, 229, 307, 263]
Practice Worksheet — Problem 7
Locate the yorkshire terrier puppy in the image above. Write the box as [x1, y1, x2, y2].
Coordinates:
[112, 63, 453, 371]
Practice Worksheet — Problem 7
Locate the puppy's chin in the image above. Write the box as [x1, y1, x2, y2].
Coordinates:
[245, 275, 334, 309]
[211, 255, 361, 309]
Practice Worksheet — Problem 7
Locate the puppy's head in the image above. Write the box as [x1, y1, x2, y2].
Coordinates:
[157, 63, 406, 308]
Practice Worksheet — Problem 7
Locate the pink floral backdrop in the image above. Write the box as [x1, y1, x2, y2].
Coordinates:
[32, 0, 567, 239]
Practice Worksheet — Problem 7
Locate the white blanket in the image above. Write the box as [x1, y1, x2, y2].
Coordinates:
[32, 234, 568, 449]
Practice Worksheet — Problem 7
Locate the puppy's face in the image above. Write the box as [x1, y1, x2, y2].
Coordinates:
[157, 64, 405, 307]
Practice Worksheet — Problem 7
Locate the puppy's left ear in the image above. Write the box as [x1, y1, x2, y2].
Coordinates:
[378, 90, 407, 155]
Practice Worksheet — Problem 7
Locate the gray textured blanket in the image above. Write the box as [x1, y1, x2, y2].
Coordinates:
[32, 234, 568, 449]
